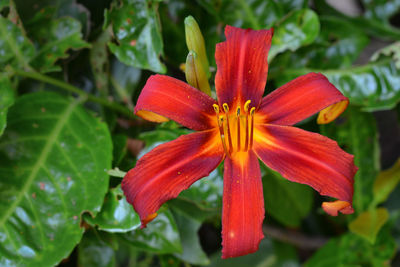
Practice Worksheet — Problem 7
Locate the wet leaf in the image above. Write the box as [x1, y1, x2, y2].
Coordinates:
[0, 92, 112, 266]
[120, 209, 182, 254]
[0, 75, 14, 136]
[262, 166, 313, 227]
[172, 210, 209, 265]
[107, 0, 166, 73]
[349, 208, 389, 244]
[269, 9, 320, 61]
[85, 185, 141, 233]
[28, 15, 90, 73]
[78, 230, 116, 267]
[280, 59, 400, 112]
[0, 16, 35, 69]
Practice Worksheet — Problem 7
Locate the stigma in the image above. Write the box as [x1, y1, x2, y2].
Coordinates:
[213, 100, 255, 157]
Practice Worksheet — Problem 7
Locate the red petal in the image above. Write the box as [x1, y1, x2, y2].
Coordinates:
[253, 124, 357, 213]
[122, 130, 224, 227]
[215, 26, 273, 108]
[222, 151, 264, 258]
[322, 200, 354, 216]
[135, 75, 217, 131]
[257, 73, 347, 125]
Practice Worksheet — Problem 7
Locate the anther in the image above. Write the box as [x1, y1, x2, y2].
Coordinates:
[244, 100, 251, 112]
[222, 103, 229, 113]
[213, 104, 220, 114]
[249, 107, 255, 149]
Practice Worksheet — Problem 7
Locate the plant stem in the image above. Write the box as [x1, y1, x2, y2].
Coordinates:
[14, 69, 135, 119]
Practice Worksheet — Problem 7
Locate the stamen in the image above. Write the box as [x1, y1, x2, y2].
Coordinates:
[222, 103, 233, 153]
[221, 135, 230, 158]
[249, 107, 255, 149]
[244, 100, 251, 112]
[245, 112, 249, 151]
[236, 107, 241, 151]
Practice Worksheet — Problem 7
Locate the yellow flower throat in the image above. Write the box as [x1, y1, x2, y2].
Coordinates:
[213, 100, 255, 157]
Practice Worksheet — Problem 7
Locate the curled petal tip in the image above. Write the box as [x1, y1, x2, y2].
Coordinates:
[141, 212, 158, 228]
[322, 200, 354, 216]
[317, 99, 349, 124]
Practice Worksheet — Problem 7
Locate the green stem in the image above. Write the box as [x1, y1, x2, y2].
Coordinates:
[14, 70, 135, 119]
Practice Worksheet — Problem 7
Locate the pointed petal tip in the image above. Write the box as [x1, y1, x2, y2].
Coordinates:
[221, 233, 264, 259]
[140, 212, 158, 228]
[322, 200, 354, 216]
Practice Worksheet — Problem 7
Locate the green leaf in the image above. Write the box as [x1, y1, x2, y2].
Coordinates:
[172, 210, 209, 265]
[262, 167, 313, 227]
[110, 59, 142, 109]
[320, 107, 379, 214]
[0, 75, 15, 136]
[305, 229, 396, 266]
[372, 159, 400, 206]
[120, 209, 182, 254]
[0, 16, 35, 69]
[85, 185, 141, 233]
[208, 238, 299, 267]
[107, 0, 166, 73]
[281, 59, 400, 112]
[275, 16, 369, 70]
[349, 208, 389, 244]
[269, 9, 320, 61]
[372, 41, 400, 69]
[27, 14, 90, 73]
[78, 230, 116, 267]
[0, 92, 112, 266]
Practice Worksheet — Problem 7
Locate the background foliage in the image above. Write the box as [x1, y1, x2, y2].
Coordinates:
[0, 0, 400, 266]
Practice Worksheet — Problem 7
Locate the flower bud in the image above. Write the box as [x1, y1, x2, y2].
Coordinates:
[185, 51, 211, 96]
[184, 16, 210, 78]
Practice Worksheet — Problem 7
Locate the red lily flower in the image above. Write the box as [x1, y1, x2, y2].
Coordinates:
[122, 26, 357, 258]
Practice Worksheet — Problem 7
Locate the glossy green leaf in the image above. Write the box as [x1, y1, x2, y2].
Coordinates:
[28, 15, 90, 73]
[209, 238, 300, 267]
[372, 159, 400, 206]
[85, 185, 141, 233]
[320, 108, 379, 213]
[361, 0, 400, 23]
[349, 208, 389, 244]
[112, 134, 128, 167]
[0, 92, 112, 266]
[275, 16, 369, 70]
[107, 0, 166, 73]
[110, 59, 141, 108]
[262, 166, 313, 227]
[0, 0, 9, 10]
[78, 230, 116, 267]
[0, 75, 14, 136]
[305, 229, 396, 267]
[120, 209, 182, 254]
[281, 59, 400, 111]
[172, 210, 209, 265]
[269, 9, 320, 61]
[372, 41, 400, 69]
[0, 16, 35, 69]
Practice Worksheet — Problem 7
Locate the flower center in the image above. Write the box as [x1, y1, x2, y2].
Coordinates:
[213, 100, 255, 157]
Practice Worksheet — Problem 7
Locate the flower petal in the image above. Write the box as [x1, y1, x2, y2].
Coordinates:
[122, 129, 224, 227]
[215, 26, 273, 108]
[222, 151, 264, 258]
[257, 73, 348, 125]
[322, 200, 354, 216]
[317, 100, 349, 124]
[253, 124, 357, 214]
[135, 74, 217, 131]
